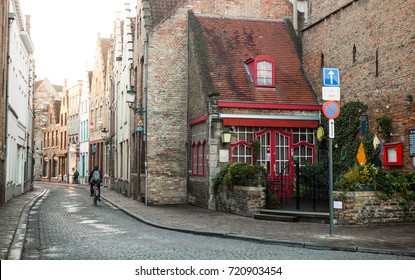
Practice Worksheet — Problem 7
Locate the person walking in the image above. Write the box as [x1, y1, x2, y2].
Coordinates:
[73, 169, 79, 184]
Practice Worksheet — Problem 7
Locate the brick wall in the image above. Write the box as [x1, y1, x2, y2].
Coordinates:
[190, 0, 292, 19]
[302, 0, 415, 172]
[307, 0, 355, 24]
[146, 6, 189, 205]
[187, 11, 213, 207]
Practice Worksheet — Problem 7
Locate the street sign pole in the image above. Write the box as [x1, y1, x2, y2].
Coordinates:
[322, 67, 340, 237]
[329, 136, 334, 236]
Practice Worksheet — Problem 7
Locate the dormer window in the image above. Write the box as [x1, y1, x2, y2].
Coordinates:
[244, 55, 275, 88]
[257, 61, 272, 85]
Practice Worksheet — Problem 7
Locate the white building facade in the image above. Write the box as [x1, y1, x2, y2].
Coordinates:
[113, 4, 135, 196]
[5, 0, 35, 201]
[79, 71, 90, 183]
[66, 81, 82, 183]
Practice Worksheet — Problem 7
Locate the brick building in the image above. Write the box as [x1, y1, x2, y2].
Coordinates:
[89, 35, 112, 178]
[302, 0, 415, 172]
[131, 0, 316, 206]
[188, 14, 320, 209]
[41, 86, 63, 181]
[33, 79, 63, 181]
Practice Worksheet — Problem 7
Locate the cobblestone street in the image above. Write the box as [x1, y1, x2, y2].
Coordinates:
[22, 184, 413, 260]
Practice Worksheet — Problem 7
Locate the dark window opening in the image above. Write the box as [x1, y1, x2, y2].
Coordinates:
[375, 48, 379, 77]
[353, 44, 356, 63]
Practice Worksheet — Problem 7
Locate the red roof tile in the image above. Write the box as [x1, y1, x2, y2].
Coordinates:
[194, 15, 318, 105]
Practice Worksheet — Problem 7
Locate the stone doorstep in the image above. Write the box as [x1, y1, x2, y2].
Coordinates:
[254, 213, 299, 222]
[255, 209, 329, 223]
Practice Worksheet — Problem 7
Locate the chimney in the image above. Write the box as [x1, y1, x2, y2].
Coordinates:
[25, 15, 31, 34]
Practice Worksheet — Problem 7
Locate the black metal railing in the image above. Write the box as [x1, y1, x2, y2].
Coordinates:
[266, 161, 329, 212]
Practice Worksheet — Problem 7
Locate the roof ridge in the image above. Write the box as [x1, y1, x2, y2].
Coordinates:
[193, 14, 286, 23]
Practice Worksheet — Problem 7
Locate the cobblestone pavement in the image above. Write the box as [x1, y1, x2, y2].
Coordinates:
[1, 181, 415, 259]
[23, 184, 412, 260]
[0, 187, 45, 260]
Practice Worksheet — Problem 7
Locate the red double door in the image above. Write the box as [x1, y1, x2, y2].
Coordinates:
[256, 128, 295, 197]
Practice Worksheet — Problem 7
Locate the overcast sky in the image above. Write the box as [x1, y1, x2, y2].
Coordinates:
[19, 0, 133, 86]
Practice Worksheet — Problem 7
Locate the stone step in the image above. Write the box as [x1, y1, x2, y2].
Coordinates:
[255, 209, 329, 224]
[253, 213, 299, 222]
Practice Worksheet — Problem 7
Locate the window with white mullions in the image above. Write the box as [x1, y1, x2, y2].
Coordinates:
[257, 61, 272, 85]
[231, 126, 254, 164]
[292, 128, 316, 167]
[275, 131, 290, 175]
[258, 131, 271, 176]
[232, 143, 252, 164]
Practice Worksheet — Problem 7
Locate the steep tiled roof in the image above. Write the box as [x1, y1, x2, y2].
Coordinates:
[194, 15, 318, 104]
[148, 0, 185, 29]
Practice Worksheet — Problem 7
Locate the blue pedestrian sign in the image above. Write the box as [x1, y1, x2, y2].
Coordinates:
[322, 68, 340, 87]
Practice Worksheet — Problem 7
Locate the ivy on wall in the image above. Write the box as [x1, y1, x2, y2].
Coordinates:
[375, 115, 392, 143]
[319, 101, 379, 180]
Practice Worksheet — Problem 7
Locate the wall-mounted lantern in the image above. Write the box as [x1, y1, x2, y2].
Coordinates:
[221, 131, 232, 143]
[127, 86, 136, 95]
[126, 101, 144, 115]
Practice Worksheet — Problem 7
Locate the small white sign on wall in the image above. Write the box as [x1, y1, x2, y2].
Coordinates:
[334, 201, 343, 209]
[219, 149, 229, 163]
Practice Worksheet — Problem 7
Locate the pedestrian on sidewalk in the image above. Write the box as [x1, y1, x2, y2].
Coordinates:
[73, 169, 79, 184]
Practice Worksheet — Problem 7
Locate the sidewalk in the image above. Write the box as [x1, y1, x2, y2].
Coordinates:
[1, 183, 415, 259]
[0, 187, 46, 260]
[98, 186, 415, 257]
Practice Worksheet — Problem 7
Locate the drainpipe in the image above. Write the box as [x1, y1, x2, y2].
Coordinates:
[4, 13, 15, 189]
[293, 0, 298, 34]
[143, 37, 149, 205]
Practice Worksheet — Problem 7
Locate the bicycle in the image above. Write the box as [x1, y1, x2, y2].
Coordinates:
[92, 182, 101, 205]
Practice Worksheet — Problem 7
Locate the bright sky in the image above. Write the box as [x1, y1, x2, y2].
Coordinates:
[19, 0, 133, 86]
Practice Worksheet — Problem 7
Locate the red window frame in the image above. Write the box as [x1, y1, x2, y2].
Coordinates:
[383, 142, 403, 166]
[190, 116, 207, 176]
[192, 139, 206, 176]
[230, 140, 253, 164]
[245, 55, 275, 88]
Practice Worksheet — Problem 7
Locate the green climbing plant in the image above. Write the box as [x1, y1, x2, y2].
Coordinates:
[375, 115, 392, 142]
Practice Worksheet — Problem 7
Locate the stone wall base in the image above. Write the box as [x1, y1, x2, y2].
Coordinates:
[216, 186, 265, 217]
[334, 191, 415, 225]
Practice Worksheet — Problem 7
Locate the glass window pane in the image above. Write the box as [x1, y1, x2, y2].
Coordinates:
[257, 61, 272, 85]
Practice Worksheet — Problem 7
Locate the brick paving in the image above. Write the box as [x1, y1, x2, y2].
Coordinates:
[1, 182, 414, 259]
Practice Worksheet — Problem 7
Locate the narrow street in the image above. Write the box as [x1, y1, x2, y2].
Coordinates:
[22, 183, 412, 260]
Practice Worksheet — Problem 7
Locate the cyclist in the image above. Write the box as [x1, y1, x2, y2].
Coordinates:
[88, 165, 102, 201]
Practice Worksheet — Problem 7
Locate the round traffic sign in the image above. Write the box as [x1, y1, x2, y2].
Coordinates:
[322, 101, 340, 119]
